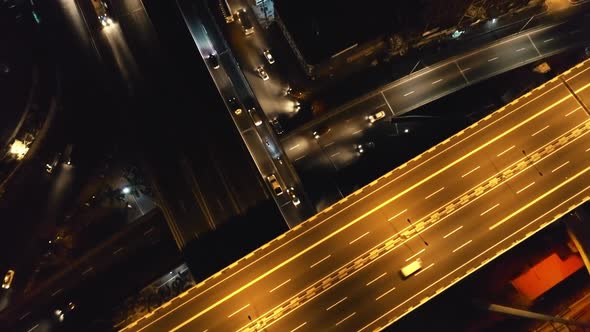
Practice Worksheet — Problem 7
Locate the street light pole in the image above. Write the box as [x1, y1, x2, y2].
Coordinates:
[522, 150, 543, 176]
[407, 218, 429, 246]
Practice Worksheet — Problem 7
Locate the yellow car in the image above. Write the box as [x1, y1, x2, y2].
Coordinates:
[2, 269, 15, 289]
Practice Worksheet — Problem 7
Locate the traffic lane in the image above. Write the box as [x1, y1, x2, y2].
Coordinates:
[256, 234, 430, 332]
[438, 82, 576, 161]
[291, 75, 563, 178]
[185, 200, 424, 330]
[331, 162, 588, 332]
[564, 64, 590, 108]
[243, 128, 559, 308]
[272, 135, 590, 331]
[197, 134, 580, 332]
[308, 95, 387, 144]
[314, 76, 573, 196]
[220, 13, 286, 119]
[132, 159, 444, 332]
[531, 20, 590, 56]
[381, 62, 466, 115]
[172, 156, 500, 332]
[298, 84, 577, 253]
[407, 94, 586, 205]
[391, 96, 585, 213]
[458, 34, 538, 82]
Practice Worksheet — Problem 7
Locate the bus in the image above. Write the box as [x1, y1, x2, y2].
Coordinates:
[237, 8, 254, 35]
[219, 0, 234, 23]
[400, 259, 422, 278]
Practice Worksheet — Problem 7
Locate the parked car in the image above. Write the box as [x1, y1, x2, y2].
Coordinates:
[368, 110, 386, 123]
[267, 174, 283, 196]
[255, 66, 269, 81]
[263, 49, 275, 64]
[208, 53, 220, 69]
[2, 269, 15, 289]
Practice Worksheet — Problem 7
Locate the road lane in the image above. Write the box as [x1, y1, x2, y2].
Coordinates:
[283, 16, 590, 182]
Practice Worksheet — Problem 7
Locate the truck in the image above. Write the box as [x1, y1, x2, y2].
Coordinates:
[91, 0, 114, 27]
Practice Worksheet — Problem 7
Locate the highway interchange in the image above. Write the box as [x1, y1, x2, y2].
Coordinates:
[120, 56, 590, 332]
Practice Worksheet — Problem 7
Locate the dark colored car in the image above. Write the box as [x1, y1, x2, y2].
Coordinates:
[270, 118, 284, 135]
[208, 53, 220, 69]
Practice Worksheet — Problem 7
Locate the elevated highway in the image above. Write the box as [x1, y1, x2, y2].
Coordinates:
[121, 59, 590, 332]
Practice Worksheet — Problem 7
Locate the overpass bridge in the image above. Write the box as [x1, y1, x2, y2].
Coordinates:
[121, 59, 590, 332]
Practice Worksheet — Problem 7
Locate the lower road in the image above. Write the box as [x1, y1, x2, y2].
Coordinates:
[283, 14, 590, 192]
[120, 61, 590, 332]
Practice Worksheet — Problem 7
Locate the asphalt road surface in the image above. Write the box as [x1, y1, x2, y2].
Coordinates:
[175, 0, 314, 227]
[283, 16, 590, 200]
[118, 60, 590, 332]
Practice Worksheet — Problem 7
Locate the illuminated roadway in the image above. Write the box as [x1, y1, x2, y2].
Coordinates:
[121, 60, 590, 332]
[284, 15, 590, 177]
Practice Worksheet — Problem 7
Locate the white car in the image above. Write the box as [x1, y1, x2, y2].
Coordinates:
[256, 66, 269, 81]
[368, 110, 386, 123]
[2, 269, 15, 289]
[287, 187, 300, 206]
[263, 50, 275, 64]
[248, 108, 263, 126]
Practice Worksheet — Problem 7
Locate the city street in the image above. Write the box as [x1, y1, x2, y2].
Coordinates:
[119, 59, 590, 332]
[175, 0, 314, 227]
[282, 17, 590, 210]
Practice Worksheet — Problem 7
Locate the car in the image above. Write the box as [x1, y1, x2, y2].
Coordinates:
[248, 108, 263, 126]
[368, 110, 386, 123]
[269, 117, 284, 135]
[263, 49, 275, 64]
[255, 66, 269, 81]
[45, 152, 61, 173]
[355, 142, 375, 154]
[312, 126, 330, 139]
[355, 144, 365, 154]
[63, 144, 74, 166]
[91, 0, 114, 27]
[267, 174, 283, 196]
[236, 9, 254, 35]
[228, 97, 243, 115]
[208, 53, 220, 69]
[54, 301, 76, 322]
[228, 97, 238, 108]
[2, 269, 15, 289]
[287, 187, 300, 206]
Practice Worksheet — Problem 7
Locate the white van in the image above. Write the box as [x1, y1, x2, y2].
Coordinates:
[400, 259, 422, 278]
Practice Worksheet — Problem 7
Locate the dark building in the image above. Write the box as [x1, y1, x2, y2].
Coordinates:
[274, 0, 533, 65]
